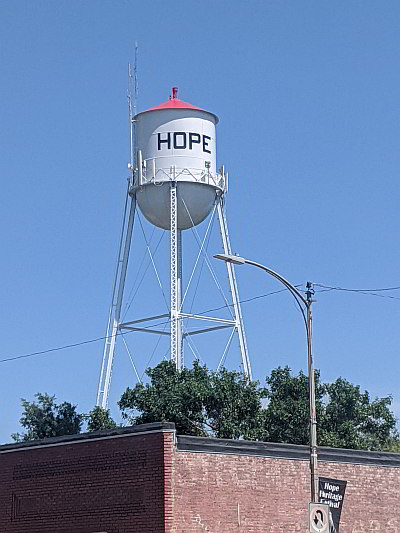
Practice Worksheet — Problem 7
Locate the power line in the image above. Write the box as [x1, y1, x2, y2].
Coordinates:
[2, 282, 400, 364]
[314, 283, 400, 301]
[0, 319, 172, 364]
[197, 286, 300, 315]
[315, 283, 400, 292]
[0, 286, 292, 365]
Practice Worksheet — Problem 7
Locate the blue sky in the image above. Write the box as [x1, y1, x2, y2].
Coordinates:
[1, 1, 400, 443]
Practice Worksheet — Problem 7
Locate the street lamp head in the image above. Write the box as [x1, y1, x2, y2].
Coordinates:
[214, 253, 246, 265]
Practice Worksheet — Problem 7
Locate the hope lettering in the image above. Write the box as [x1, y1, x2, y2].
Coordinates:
[157, 132, 211, 154]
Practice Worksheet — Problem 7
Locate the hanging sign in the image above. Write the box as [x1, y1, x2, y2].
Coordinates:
[318, 477, 347, 532]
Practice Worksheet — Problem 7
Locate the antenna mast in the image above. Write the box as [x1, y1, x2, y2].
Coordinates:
[128, 42, 138, 168]
[96, 45, 139, 409]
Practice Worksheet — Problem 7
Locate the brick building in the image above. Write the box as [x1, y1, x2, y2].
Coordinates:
[1, 422, 399, 532]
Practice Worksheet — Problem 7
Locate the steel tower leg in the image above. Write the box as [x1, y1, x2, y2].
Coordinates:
[177, 228, 184, 367]
[96, 193, 137, 408]
[170, 182, 183, 369]
[217, 196, 252, 380]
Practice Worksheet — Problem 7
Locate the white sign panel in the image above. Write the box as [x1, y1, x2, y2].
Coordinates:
[309, 503, 330, 533]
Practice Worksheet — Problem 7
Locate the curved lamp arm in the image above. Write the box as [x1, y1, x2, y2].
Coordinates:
[214, 254, 309, 333]
[214, 252, 319, 503]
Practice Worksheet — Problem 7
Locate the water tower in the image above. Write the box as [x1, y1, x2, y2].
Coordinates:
[96, 88, 251, 409]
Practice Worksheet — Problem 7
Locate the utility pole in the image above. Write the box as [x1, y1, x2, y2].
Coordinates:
[306, 281, 319, 502]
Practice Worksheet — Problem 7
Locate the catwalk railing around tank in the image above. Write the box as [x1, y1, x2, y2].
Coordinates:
[129, 151, 228, 193]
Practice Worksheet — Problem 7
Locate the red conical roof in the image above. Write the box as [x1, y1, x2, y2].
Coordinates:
[146, 98, 203, 112]
[137, 88, 218, 123]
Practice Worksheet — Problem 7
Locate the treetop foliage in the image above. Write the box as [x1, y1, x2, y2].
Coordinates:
[260, 366, 325, 445]
[119, 361, 399, 451]
[12, 394, 117, 442]
[118, 360, 263, 440]
[322, 378, 396, 450]
[12, 393, 84, 442]
[86, 406, 118, 432]
[11, 362, 399, 452]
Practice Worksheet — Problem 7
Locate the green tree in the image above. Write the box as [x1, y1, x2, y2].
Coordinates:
[118, 360, 265, 439]
[86, 406, 118, 431]
[13, 366, 397, 451]
[384, 438, 400, 453]
[12, 393, 84, 442]
[260, 366, 325, 445]
[262, 367, 398, 451]
[321, 378, 397, 450]
[205, 367, 264, 439]
[119, 360, 209, 436]
[119, 361, 398, 451]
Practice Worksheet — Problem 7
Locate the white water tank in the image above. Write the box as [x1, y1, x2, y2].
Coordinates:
[134, 88, 225, 230]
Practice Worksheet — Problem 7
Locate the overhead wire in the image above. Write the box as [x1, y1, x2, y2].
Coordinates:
[196, 286, 303, 316]
[314, 283, 400, 301]
[0, 286, 300, 365]
[0, 319, 172, 364]
[2, 282, 400, 365]
[316, 283, 400, 292]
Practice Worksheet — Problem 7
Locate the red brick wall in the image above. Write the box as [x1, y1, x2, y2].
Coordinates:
[322, 461, 400, 533]
[2, 425, 400, 533]
[171, 438, 400, 533]
[164, 432, 176, 533]
[0, 426, 173, 533]
[171, 451, 310, 532]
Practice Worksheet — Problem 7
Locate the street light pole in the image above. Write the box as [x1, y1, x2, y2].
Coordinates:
[214, 254, 319, 503]
[306, 282, 318, 503]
